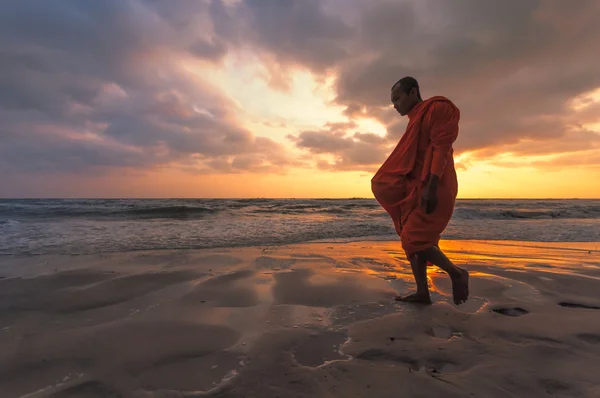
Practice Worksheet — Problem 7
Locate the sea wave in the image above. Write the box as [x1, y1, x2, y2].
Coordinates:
[125, 206, 217, 218]
[0, 219, 21, 227]
[0, 199, 599, 221]
[1, 199, 599, 255]
[453, 206, 600, 220]
[0, 203, 219, 219]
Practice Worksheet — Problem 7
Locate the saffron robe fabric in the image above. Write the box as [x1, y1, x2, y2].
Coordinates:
[371, 96, 460, 258]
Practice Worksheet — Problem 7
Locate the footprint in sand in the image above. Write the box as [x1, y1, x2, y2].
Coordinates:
[491, 307, 529, 317]
[558, 302, 600, 310]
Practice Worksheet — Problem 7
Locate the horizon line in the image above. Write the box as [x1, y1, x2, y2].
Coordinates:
[1, 197, 598, 201]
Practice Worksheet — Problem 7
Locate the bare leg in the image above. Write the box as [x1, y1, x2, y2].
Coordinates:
[395, 252, 432, 304]
[422, 246, 469, 305]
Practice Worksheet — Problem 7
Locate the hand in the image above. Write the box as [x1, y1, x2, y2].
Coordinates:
[421, 184, 438, 214]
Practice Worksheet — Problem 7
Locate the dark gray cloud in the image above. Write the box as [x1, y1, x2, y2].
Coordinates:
[0, 0, 291, 176]
[189, 38, 228, 60]
[289, 130, 353, 154]
[288, 127, 389, 171]
[228, 0, 354, 72]
[222, 0, 600, 168]
[2, 0, 600, 185]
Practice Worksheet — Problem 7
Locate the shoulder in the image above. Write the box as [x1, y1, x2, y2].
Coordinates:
[425, 96, 460, 119]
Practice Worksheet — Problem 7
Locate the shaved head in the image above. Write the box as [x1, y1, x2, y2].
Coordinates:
[392, 77, 422, 101]
[391, 76, 423, 116]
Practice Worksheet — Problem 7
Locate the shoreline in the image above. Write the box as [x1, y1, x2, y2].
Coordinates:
[1, 237, 598, 261]
[1, 240, 599, 397]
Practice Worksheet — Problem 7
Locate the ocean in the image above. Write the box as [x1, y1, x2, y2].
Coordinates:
[0, 199, 599, 256]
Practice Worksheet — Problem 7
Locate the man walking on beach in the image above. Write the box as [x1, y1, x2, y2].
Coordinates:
[371, 77, 469, 305]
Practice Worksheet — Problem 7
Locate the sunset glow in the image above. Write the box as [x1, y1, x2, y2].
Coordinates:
[1, 1, 599, 198]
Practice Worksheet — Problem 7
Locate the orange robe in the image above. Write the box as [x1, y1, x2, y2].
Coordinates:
[371, 96, 459, 259]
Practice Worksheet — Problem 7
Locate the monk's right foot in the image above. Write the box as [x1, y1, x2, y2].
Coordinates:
[451, 268, 470, 305]
[395, 292, 432, 305]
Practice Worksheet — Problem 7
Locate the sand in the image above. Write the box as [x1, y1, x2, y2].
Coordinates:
[0, 240, 599, 398]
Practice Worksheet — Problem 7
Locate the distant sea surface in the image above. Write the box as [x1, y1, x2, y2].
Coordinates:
[1, 199, 599, 255]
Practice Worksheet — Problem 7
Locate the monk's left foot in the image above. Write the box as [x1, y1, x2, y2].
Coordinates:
[451, 268, 469, 305]
[395, 292, 432, 305]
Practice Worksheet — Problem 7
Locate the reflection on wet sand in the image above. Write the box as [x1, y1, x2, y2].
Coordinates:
[0, 240, 598, 397]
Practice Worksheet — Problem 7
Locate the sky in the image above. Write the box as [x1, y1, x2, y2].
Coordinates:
[1, 0, 599, 199]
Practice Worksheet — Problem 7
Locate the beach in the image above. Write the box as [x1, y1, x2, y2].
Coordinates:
[1, 240, 599, 397]
[3, 0, 600, 396]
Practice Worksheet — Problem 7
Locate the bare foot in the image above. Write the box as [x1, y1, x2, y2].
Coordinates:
[395, 292, 432, 305]
[451, 268, 469, 305]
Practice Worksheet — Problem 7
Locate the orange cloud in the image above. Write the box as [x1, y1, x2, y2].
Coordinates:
[2, 0, 600, 198]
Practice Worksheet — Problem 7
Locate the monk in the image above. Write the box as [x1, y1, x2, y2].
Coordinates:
[371, 77, 469, 305]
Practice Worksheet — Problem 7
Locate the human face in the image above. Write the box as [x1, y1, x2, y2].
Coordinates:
[391, 87, 415, 116]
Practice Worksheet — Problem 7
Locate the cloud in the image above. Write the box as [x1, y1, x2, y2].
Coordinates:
[288, 126, 389, 171]
[289, 130, 353, 154]
[222, 0, 600, 167]
[531, 150, 600, 169]
[2, 0, 600, 186]
[223, 0, 355, 72]
[468, 129, 600, 160]
[0, 0, 294, 175]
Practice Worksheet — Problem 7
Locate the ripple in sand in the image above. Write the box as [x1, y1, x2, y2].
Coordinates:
[271, 269, 393, 308]
[181, 270, 260, 307]
[254, 256, 296, 270]
[195, 254, 244, 267]
[13, 372, 86, 398]
[0, 358, 88, 398]
[356, 349, 464, 378]
[138, 351, 243, 393]
[329, 301, 399, 326]
[577, 333, 600, 344]
[46, 379, 119, 398]
[291, 331, 351, 367]
[349, 257, 397, 273]
[475, 272, 543, 303]
[48, 270, 197, 313]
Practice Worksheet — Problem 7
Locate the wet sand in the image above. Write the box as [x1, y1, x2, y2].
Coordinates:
[0, 240, 599, 397]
